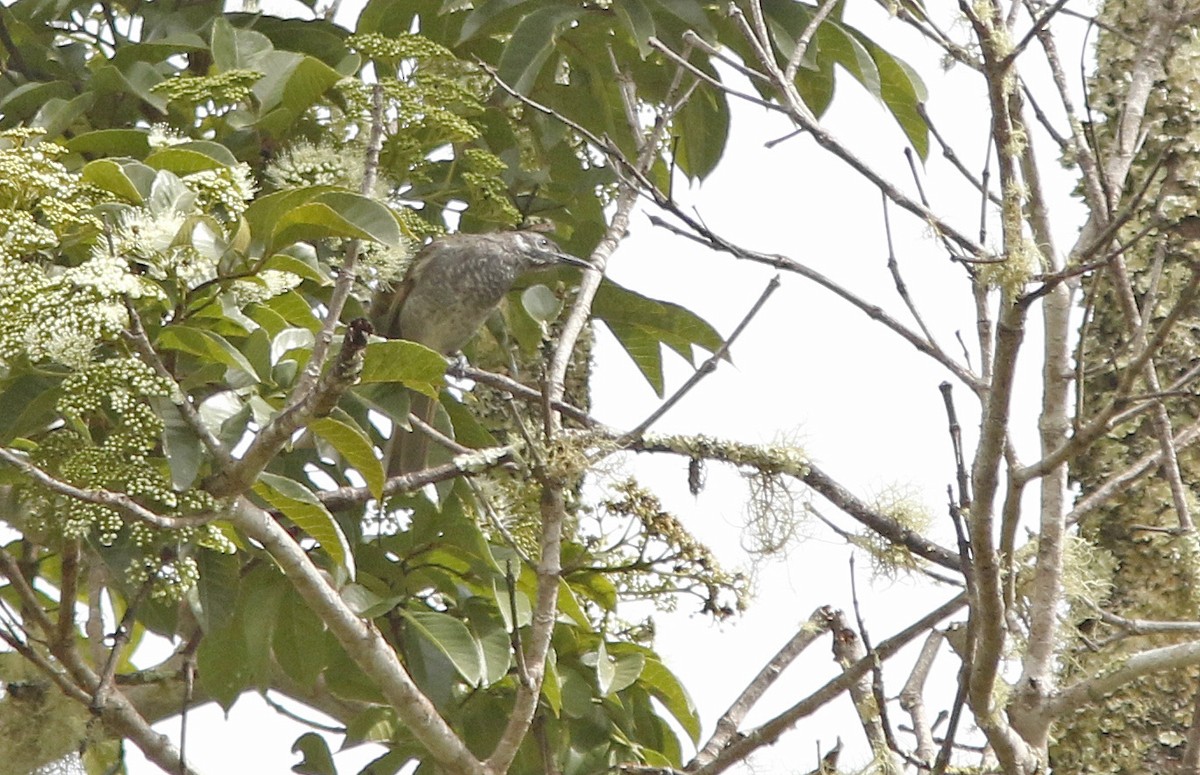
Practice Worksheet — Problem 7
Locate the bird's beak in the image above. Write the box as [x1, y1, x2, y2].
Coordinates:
[551, 250, 593, 270]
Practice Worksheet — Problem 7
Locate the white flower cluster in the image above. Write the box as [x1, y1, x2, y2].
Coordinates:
[187, 163, 257, 221]
[231, 268, 303, 305]
[265, 139, 367, 191]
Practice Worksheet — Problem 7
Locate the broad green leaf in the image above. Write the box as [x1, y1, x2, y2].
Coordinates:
[344, 707, 400, 748]
[673, 68, 730, 180]
[440, 396, 497, 450]
[274, 590, 329, 685]
[280, 55, 342, 115]
[497, 5, 578, 94]
[157, 326, 260, 382]
[81, 159, 145, 204]
[603, 320, 664, 396]
[607, 648, 646, 695]
[400, 609, 486, 687]
[261, 253, 331, 286]
[464, 603, 512, 686]
[110, 34, 208, 69]
[595, 640, 617, 696]
[0, 376, 60, 443]
[542, 649, 563, 716]
[146, 140, 239, 174]
[457, 0, 539, 43]
[247, 188, 401, 253]
[556, 578, 590, 627]
[194, 549, 240, 633]
[651, 0, 715, 39]
[0, 80, 75, 121]
[32, 92, 95, 140]
[640, 658, 700, 743]
[615, 0, 656, 58]
[290, 732, 336, 775]
[593, 279, 725, 396]
[521, 283, 563, 323]
[493, 577, 532, 633]
[852, 30, 929, 159]
[91, 61, 167, 111]
[67, 129, 151, 159]
[245, 186, 345, 242]
[310, 415, 385, 500]
[265, 290, 322, 332]
[151, 395, 203, 490]
[254, 472, 356, 579]
[211, 16, 273, 71]
[359, 340, 446, 397]
[195, 620, 252, 711]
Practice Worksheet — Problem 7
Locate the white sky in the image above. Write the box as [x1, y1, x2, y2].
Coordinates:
[114, 2, 1096, 773]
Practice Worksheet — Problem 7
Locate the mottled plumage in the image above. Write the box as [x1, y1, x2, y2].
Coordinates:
[372, 231, 588, 354]
[370, 231, 589, 475]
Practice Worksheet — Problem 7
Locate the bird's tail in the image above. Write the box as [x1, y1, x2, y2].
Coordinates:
[384, 391, 437, 478]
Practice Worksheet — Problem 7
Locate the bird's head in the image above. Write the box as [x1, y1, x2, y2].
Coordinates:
[507, 231, 592, 271]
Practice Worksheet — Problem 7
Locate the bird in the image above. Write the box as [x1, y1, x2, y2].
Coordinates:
[370, 230, 591, 475]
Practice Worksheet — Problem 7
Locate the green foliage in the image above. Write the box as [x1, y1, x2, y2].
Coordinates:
[0, 0, 929, 772]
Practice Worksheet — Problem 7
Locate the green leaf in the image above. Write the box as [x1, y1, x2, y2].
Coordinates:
[196, 620, 252, 711]
[246, 188, 402, 253]
[274, 590, 329, 686]
[595, 640, 616, 696]
[458, 0, 539, 43]
[151, 395, 203, 490]
[607, 647, 646, 695]
[673, 71, 730, 180]
[0, 81, 75, 122]
[145, 140, 239, 174]
[400, 609, 486, 687]
[640, 658, 700, 743]
[0, 376, 60, 444]
[67, 129, 152, 159]
[211, 16, 273, 71]
[253, 472, 356, 579]
[615, 0, 656, 58]
[157, 326, 260, 383]
[265, 290, 322, 332]
[309, 415, 385, 500]
[464, 605, 512, 686]
[603, 320, 664, 396]
[32, 92, 96, 140]
[290, 732, 336, 775]
[359, 340, 446, 397]
[440, 395, 497, 450]
[91, 61, 168, 111]
[261, 253, 332, 286]
[521, 284, 563, 322]
[592, 279, 725, 396]
[195, 550, 240, 633]
[542, 650, 563, 716]
[851, 30, 929, 159]
[497, 4, 578, 94]
[344, 706, 400, 748]
[81, 159, 146, 204]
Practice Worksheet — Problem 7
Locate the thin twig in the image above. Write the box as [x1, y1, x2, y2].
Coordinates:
[620, 276, 780, 444]
[0, 447, 216, 529]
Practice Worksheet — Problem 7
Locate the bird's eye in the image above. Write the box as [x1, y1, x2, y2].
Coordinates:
[538, 237, 550, 247]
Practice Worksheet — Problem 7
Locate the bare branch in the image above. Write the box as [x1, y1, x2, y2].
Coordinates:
[227, 498, 483, 772]
[692, 593, 967, 775]
[0, 447, 215, 529]
[689, 607, 836, 769]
